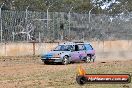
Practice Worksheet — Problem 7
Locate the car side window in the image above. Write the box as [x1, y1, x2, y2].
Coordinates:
[85, 44, 93, 50]
[75, 45, 79, 51]
[78, 44, 86, 50]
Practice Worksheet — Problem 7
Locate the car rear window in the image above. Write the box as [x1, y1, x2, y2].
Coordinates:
[84, 44, 93, 50]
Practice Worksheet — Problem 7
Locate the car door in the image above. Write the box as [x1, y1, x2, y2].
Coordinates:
[78, 44, 87, 61]
[70, 45, 80, 62]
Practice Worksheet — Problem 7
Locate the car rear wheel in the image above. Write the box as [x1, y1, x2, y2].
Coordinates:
[62, 56, 69, 65]
[85, 56, 91, 63]
[92, 56, 95, 62]
[92, 58, 95, 62]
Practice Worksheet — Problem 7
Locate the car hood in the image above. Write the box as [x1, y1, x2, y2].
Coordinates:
[41, 51, 71, 58]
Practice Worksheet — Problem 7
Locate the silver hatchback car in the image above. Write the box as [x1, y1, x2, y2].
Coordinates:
[41, 42, 96, 65]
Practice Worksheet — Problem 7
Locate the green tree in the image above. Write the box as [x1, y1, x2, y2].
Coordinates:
[0, 0, 132, 14]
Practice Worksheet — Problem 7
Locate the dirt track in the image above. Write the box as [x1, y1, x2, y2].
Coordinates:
[0, 56, 132, 88]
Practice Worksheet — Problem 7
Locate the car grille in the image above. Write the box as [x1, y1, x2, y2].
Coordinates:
[45, 54, 53, 58]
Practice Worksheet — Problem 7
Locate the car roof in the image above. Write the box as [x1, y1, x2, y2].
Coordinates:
[59, 42, 76, 45]
[59, 42, 90, 45]
[74, 42, 90, 45]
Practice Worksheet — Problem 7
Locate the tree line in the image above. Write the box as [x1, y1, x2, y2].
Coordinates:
[0, 0, 132, 14]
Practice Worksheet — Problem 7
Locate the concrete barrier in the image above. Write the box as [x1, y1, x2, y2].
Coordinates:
[0, 43, 59, 56]
[91, 40, 132, 52]
[0, 40, 131, 57]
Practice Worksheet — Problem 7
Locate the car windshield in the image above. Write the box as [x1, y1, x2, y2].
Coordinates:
[53, 45, 74, 51]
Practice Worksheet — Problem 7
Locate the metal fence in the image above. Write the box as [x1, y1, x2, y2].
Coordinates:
[0, 10, 132, 43]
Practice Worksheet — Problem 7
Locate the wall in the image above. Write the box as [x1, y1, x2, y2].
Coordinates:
[0, 43, 58, 56]
[91, 40, 132, 52]
[0, 40, 132, 57]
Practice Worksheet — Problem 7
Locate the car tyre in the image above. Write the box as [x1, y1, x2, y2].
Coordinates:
[85, 56, 91, 63]
[92, 58, 95, 62]
[92, 56, 95, 62]
[62, 56, 69, 65]
[44, 61, 50, 65]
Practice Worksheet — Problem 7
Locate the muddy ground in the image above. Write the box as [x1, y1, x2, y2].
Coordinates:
[0, 56, 132, 88]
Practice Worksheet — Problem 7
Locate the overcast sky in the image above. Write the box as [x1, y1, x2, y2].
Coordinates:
[91, 0, 120, 9]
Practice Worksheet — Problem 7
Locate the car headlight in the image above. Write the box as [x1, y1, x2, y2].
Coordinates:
[53, 54, 60, 58]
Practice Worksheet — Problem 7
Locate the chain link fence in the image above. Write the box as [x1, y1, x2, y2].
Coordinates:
[0, 10, 132, 43]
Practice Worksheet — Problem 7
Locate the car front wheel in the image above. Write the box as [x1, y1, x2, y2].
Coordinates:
[62, 56, 69, 65]
[43, 61, 50, 65]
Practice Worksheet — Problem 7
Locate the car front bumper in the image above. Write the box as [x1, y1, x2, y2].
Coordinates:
[41, 57, 63, 63]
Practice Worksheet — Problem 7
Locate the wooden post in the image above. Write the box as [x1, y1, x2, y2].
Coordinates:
[33, 42, 35, 56]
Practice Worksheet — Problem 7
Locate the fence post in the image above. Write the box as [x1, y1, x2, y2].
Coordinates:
[39, 32, 41, 42]
[53, 12, 55, 40]
[83, 32, 84, 42]
[5, 43, 7, 56]
[0, 4, 4, 43]
[68, 7, 73, 37]
[103, 40, 104, 53]
[33, 42, 35, 56]
[26, 6, 29, 42]
[12, 32, 15, 42]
